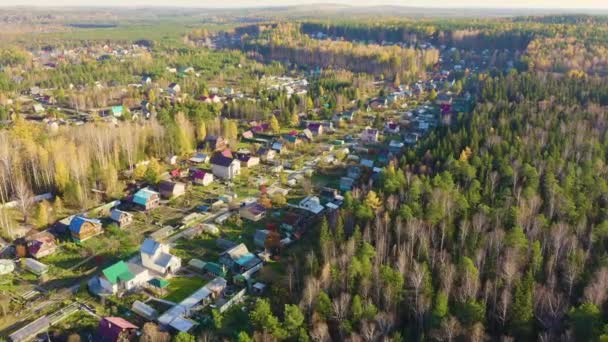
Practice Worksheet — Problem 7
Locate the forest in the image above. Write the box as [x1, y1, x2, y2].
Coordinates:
[240, 23, 439, 81]
[260, 72, 608, 341]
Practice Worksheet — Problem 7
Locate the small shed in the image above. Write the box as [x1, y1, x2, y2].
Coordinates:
[24, 258, 49, 276]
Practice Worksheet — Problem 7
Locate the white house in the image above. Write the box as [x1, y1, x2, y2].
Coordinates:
[167, 83, 181, 96]
[192, 170, 214, 186]
[299, 196, 325, 215]
[140, 238, 181, 276]
[99, 261, 150, 294]
[210, 153, 241, 180]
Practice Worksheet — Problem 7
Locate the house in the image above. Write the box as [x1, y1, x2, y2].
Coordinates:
[110, 209, 133, 228]
[26, 231, 57, 259]
[307, 123, 323, 136]
[239, 203, 266, 222]
[299, 196, 324, 215]
[320, 187, 343, 202]
[340, 177, 355, 192]
[99, 260, 150, 294]
[167, 83, 180, 95]
[170, 168, 189, 179]
[192, 169, 214, 186]
[98, 317, 138, 342]
[271, 141, 284, 153]
[203, 136, 228, 151]
[360, 127, 380, 143]
[257, 148, 276, 162]
[384, 122, 400, 134]
[111, 106, 124, 117]
[210, 153, 241, 180]
[140, 238, 181, 276]
[282, 133, 301, 145]
[158, 180, 186, 199]
[69, 216, 103, 242]
[219, 243, 263, 274]
[235, 152, 260, 168]
[389, 140, 405, 152]
[133, 188, 160, 210]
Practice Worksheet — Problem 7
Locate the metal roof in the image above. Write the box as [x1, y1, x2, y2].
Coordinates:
[102, 261, 135, 285]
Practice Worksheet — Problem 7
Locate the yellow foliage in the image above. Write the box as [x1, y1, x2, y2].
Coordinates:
[459, 147, 473, 162]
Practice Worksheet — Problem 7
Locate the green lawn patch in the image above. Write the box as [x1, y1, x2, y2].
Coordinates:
[163, 276, 208, 303]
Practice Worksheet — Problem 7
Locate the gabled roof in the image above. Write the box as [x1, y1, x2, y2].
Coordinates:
[192, 169, 211, 179]
[133, 188, 159, 206]
[102, 261, 135, 285]
[210, 153, 237, 167]
[102, 317, 138, 330]
[69, 216, 101, 234]
[140, 238, 161, 255]
[110, 209, 131, 222]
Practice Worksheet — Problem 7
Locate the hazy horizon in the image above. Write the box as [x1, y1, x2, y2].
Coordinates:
[2, 0, 608, 9]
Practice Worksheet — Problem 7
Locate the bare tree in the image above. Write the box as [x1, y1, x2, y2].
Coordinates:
[13, 176, 34, 224]
[361, 320, 378, 342]
[332, 292, 351, 321]
[584, 267, 608, 307]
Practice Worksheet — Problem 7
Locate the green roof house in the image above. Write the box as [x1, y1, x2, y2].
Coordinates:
[99, 261, 150, 294]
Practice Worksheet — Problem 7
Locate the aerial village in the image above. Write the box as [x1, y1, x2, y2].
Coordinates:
[0, 19, 479, 342]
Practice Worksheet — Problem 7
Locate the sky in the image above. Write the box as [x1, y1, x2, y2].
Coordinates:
[3, 0, 608, 9]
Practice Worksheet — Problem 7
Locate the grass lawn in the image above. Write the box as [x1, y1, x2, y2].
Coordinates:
[172, 236, 220, 261]
[163, 276, 208, 303]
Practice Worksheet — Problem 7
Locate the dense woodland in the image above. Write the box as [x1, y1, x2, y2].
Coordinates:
[240, 23, 439, 81]
[263, 73, 608, 341]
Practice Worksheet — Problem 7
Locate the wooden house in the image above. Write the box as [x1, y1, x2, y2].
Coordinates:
[133, 188, 160, 210]
[110, 209, 133, 228]
[69, 216, 103, 243]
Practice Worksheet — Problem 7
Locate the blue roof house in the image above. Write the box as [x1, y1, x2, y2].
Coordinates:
[69, 216, 103, 242]
[133, 188, 160, 211]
